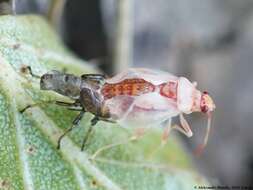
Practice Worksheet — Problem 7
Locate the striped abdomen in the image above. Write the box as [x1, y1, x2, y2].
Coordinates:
[101, 79, 155, 100]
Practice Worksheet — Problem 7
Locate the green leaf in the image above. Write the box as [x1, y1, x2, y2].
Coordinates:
[0, 15, 208, 190]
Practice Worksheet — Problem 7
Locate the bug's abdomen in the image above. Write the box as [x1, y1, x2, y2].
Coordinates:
[101, 79, 155, 99]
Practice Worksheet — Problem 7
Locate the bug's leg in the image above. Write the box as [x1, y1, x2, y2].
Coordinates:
[194, 113, 212, 156]
[80, 116, 99, 151]
[55, 100, 81, 108]
[172, 113, 193, 137]
[147, 119, 172, 159]
[20, 100, 81, 113]
[90, 128, 147, 160]
[79, 88, 112, 151]
[19, 101, 55, 113]
[55, 101, 76, 106]
[67, 107, 83, 111]
[161, 118, 172, 146]
[57, 111, 85, 149]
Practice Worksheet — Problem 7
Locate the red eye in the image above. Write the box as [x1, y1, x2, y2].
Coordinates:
[203, 91, 208, 95]
[201, 105, 208, 113]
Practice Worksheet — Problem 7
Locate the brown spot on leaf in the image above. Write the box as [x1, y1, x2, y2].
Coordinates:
[20, 65, 29, 74]
[0, 179, 9, 189]
[13, 43, 21, 50]
[27, 145, 36, 155]
[90, 179, 99, 188]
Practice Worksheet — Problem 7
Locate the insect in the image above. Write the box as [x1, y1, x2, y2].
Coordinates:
[21, 67, 215, 155]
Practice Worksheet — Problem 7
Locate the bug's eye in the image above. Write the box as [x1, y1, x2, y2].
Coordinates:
[41, 74, 53, 80]
[201, 105, 209, 113]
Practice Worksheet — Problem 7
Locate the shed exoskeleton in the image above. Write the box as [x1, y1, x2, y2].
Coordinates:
[21, 67, 113, 150]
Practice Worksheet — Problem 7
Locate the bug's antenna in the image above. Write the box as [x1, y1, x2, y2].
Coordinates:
[194, 112, 212, 155]
[21, 66, 40, 79]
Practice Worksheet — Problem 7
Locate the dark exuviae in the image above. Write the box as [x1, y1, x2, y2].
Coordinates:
[20, 66, 114, 151]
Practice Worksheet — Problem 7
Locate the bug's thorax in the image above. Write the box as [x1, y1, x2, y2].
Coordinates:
[176, 77, 203, 114]
[191, 90, 202, 112]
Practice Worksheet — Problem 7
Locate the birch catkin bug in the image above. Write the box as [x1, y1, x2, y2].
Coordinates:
[21, 67, 215, 155]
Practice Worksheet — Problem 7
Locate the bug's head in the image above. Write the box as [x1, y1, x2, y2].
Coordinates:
[40, 74, 53, 90]
[193, 91, 216, 155]
[200, 91, 215, 114]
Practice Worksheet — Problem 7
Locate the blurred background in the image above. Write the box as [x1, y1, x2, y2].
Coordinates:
[2, 0, 253, 186]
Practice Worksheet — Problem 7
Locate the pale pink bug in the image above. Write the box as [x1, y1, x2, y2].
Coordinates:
[21, 66, 215, 157]
[99, 68, 216, 155]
